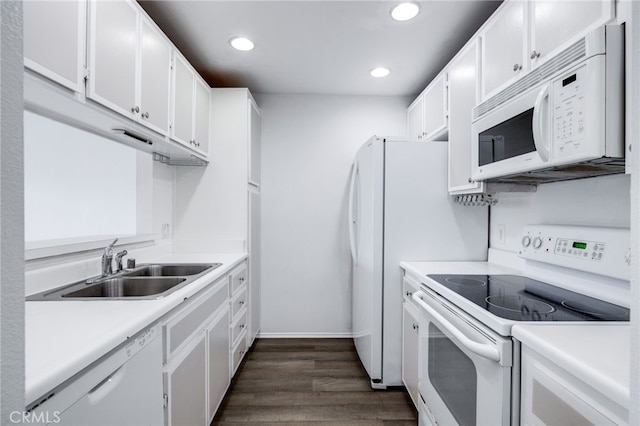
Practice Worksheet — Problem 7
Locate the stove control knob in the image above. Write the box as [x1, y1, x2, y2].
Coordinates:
[533, 237, 543, 249]
[521, 236, 531, 247]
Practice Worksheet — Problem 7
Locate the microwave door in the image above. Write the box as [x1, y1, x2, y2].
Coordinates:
[472, 84, 551, 181]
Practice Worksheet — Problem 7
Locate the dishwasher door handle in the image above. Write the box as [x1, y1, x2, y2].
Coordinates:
[412, 292, 501, 363]
[87, 363, 127, 405]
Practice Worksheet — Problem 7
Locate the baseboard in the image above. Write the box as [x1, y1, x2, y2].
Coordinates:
[257, 331, 353, 339]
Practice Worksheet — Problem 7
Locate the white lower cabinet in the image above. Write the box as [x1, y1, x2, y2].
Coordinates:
[207, 308, 231, 423]
[164, 333, 207, 426]
[162, 278, 231, 426]
[402, 277, 420, 408]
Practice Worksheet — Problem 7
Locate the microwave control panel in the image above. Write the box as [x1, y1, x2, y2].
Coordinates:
[552, 64, 586, 156]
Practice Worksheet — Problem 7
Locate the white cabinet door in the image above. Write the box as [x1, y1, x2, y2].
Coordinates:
[193, 77, 210, 154]
[248, 189, 261, 345]
[530, 0, 614, 67]
[207, 308, 230, 423]
[23, 0, 86, 93]
[422, 73, 448, 140]
[171, 54, 195, 146]
[402, 302, 419, 408]
[480, 0, 526, 98]
[164, 333, 207, 426]
[88, 0, 138, 119]
[249, 98, 262, 184]
[407, 95, 424, 141]
[448, 41, 484, 194]
[139, 16, 172, 135]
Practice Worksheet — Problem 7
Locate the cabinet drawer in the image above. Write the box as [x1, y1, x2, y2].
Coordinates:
[230, 264, 247, 295]
[231, 286, 247, 318]
[164, 280, 228, 360]
[231, 332, 248, 375]
[231, 310, 247, 345]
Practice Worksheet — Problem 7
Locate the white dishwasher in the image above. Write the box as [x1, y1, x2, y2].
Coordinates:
[30, 324, 164, 426]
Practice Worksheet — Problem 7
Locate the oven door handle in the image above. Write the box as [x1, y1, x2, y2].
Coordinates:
[413, 292, 501, 363]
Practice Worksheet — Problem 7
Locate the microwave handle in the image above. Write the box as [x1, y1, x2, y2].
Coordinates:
[412, 292, 501, 363]
[532, 85, 550, 162]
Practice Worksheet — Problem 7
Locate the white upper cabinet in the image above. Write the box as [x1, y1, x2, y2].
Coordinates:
[448, 41, 484, 195]
[407, 72, 448, 141]
[480, 1, 526, 98]
[171, 53, 210, 155]
[530, 0, 614, 66]
[23, 0, 86, 94]
[407, 96, 424, 142]
[139, 16, 172, 135]
[480, 0, 614, 100]
[249, 98, 262, 184]
[88, 0, 172, 135]
[422, 73, 448, 140]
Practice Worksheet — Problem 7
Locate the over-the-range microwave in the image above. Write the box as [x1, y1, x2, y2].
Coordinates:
[471, 25, 625, 184]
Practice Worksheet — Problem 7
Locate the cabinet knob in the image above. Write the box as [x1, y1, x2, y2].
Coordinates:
[513, 63, 522, 71]
[468, 177, 473, 183]
[131, 106, 140, 113]
[239, 323, 245, 329]
[239, 277, 245, 282]
[412, 323, 419, 330]
[530, 50, 541, 60]
[239, 300, 245, 305]
[405, 291, 412, 297]
[142, 112, 149, 119]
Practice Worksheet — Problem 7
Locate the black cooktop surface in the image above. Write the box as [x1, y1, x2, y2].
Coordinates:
[426, 274, 630, 322]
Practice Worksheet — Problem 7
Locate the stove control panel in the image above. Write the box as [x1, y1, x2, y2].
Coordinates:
[519, 225, 630, 281]
[554, 238, 605, 261]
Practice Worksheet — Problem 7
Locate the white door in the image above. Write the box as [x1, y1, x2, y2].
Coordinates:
[350, 138, 383, 383]
[139, 16, 171, 135]
[88, 0, 138, 119]
[193, 77, 210, 154]
[172, 54, 195, 146]
[206, 308, 230, 423]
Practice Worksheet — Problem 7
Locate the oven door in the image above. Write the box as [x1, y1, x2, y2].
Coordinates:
[471, 82, 551, 181]
[413, 290, 512, 426]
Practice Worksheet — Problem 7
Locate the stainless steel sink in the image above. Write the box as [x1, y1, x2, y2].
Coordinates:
[27, 263, 222, 300]
[61, 277, 187, 298]
[123, 264, 216, 277]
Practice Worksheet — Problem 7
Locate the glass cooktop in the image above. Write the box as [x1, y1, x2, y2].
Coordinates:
[426, 274, 629, 322]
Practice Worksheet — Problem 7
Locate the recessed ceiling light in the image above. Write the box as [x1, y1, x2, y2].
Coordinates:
[390, 2, 420, 21]
[229, 36, 255, 51]
[370, 67, 390, 78]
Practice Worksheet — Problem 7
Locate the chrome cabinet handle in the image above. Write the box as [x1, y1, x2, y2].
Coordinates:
[406, 291, 412, 297]
[513, 63, 522, 71]
[131, 106, 140, 113]
[142, 112, 149, 119]
[412, 323, 419, 330]
[530, 50, 540, 60]
[239, 324, 245, 329]
[239, 300, 245, 305]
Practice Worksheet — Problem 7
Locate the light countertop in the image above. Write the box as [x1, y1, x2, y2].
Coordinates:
[513, 323, 630, 409]
[25, 252, 247, 406]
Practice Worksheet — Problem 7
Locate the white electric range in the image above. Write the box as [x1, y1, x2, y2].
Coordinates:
[401, 224, 630, 426]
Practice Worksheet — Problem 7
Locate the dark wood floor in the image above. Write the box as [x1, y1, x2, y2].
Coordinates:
[212, 338, 418, 425]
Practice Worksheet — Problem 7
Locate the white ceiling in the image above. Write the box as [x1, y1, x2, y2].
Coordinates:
[138, 0, 502, 97]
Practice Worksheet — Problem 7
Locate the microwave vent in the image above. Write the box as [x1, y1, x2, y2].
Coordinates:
[474, 38, 587, 120]
[485, 158, 626, 184]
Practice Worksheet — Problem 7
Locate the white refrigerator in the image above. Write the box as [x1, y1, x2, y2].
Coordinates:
[348, 136, 488, 388]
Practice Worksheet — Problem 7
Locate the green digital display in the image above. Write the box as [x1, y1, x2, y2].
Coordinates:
[572, 242, 587, 250]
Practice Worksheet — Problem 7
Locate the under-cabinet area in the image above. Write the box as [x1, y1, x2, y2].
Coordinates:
[11, 0, 640, 424]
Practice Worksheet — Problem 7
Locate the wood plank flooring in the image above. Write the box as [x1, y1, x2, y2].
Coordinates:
[212, 338, 418, 425]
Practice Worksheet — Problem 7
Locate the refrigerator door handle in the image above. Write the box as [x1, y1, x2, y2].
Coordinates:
[348, 162, 358, 264]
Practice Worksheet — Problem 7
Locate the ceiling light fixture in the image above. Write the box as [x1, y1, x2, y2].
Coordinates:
[229, 36, 255, 51]
[390, 2, 420, 21]
[370, 67, 390, 78]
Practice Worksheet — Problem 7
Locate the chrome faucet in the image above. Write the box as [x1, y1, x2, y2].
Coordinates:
[115, 249, 128, 273]
[101, 238, 118, 277]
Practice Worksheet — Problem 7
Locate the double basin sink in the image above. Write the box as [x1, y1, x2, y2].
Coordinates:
[27, 263, 222, 301]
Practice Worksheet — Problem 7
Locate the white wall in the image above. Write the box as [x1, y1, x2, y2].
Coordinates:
[0, 1, 24, 420]
[490, 174, 631, 253]
[257, 93, 410, 336]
